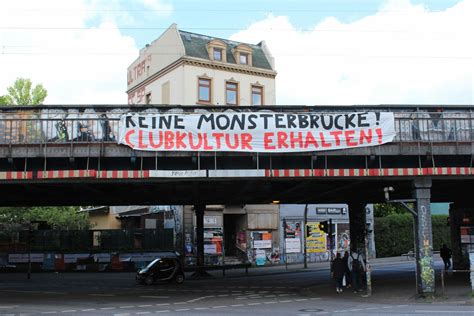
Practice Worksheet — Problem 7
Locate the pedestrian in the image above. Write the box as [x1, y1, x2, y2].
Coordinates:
[348, 248, 365, 293]
[331, 253, 346, 294]
[440, 244, 452, 270]
[343, 251, 352, 288]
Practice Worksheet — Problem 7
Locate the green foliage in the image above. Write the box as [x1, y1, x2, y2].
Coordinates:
[2, 78, 47, 106]
[375, 213, 450, 257]
[0, 206, 90, 231]
[373, 203, 410, 217]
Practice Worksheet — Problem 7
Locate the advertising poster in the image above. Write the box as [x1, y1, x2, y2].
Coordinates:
[285, 238, 301, 253]
[306, 222, 327, 253]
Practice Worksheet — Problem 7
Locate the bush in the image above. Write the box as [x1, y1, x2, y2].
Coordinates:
[375, 214, 450, 257]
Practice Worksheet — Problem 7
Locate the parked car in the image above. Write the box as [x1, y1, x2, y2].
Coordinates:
[136, 256, 184, 285]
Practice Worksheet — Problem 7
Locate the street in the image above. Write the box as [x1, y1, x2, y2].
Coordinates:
[0, 260, 473, 315]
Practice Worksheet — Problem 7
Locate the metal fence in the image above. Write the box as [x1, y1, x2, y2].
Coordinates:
[0, 110, 472, 145]
[10, 229, 175, 252]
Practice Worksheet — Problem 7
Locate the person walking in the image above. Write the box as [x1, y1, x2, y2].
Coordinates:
[331, 253, 346, 294]
[440, 244, 452, 270]
[348, 248, 365, 293]
[343, 251, 352, 288]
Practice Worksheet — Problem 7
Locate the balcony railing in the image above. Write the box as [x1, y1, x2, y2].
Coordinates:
[0, 109, 472, 145]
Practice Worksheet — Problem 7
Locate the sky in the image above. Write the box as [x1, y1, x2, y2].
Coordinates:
[0, 0, 472, 105]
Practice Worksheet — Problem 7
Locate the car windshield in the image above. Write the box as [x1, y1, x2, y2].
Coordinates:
[144, 258, 161, 270]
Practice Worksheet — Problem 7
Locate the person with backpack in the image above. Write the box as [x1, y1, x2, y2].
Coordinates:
[348, 249, 365, 293]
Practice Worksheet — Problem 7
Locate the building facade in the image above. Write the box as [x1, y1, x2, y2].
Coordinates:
[127, 24, 277, 106]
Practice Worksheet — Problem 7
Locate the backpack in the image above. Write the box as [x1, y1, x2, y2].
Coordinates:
[351, 254, 362, 272]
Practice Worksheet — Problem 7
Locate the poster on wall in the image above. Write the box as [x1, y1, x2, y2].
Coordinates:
[255, 249, 266, 266]
[284, 221, 302, 239]
[306, 222, 327, 253]
[252, 231, 272, 249]
[118, 112, 396, 153]
[285, 238, 301, 253]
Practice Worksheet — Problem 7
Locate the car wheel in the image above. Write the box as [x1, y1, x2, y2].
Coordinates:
[175, 273, 184, 284]
[144, 276, 154, 285]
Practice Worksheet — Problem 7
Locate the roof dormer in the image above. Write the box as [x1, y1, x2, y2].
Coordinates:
[206, 39, 227, 63]
[232, 44, 253, 67]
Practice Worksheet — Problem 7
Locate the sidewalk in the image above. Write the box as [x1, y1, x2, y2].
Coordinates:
[197, 256, 474, 305]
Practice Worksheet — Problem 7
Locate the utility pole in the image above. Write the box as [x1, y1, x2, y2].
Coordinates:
[27, 226, 32, 280]
[303, 204, 308, 268]
[329, 218, 333, 262]
[282, 218, 288, 270]
[364, 223, 372, 296]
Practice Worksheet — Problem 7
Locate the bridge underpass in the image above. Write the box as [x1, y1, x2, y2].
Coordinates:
[1, 104, 473, 296]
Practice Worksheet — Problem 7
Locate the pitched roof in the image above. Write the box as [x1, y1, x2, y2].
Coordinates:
[178, 30, 273, 71]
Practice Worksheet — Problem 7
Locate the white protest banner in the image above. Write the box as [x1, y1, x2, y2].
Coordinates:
[118, 111, 395, 153]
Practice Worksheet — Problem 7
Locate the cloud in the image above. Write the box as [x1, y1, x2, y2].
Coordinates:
[139, 0, 173, 16]
[230, 0, 473, 105]
[0, 0, 138, 104]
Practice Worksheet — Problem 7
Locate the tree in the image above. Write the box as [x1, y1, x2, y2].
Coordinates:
[0, 206, 91, 232]
[374, 203, 409, 217]
[1, 78, 47, 105]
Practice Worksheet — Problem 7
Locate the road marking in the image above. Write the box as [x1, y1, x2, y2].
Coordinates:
[100, 307, 115, 310]
[365, 307, 378, 310]
[140, 296, 170, 299]
[248, 302, 261, 306]
[138, 305, 153, 308]
[119, 306, 134, 309]
[278, 300, 292, 303]
[414, 311, 474, 314]
[194, 307, 210, 310]
[295, 298, 308, 301]
[114, 314, 130, 316]
[155, 303, 170, 306]
[60, 310, 77, 313]
[81, 309, 96, 312]
[213, 306, 227, 309]
[136, 312, 151, 315]
[155, 310, 170, 313]
[230, 304, 244, 307]
[349, 308, 363, 311]
[173, 302, 187, 305]
[41, 312, 57, 314]
[175, 309, 190, 312]
[0, 306, 18, 309]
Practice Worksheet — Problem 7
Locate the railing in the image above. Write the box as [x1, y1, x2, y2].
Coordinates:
[0, 110, 472, 145]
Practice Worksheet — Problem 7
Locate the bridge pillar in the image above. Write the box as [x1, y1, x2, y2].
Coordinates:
[449, 202, 472, 269]
[194, 204, 205, 267]
[412, 178, 435, 295]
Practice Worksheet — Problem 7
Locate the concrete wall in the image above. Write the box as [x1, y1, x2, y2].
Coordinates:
[88, 212, 121, 230]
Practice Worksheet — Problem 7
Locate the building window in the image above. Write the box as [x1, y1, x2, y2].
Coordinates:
[251, 86, 263, 105]
[198, 78, 211, 103]
[239, 53, 249, 65]
[213, 48, 223, 61]
[145, 93, 152, 105]
[226, 82, 238, 105]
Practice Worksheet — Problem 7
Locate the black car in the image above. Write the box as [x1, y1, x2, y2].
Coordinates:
[136, 257, 185, 285]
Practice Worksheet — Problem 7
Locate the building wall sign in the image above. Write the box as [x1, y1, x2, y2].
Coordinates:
[118, 112, 395, 153]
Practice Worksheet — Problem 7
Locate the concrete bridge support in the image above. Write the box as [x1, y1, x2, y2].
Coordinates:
[194, 204, 205, 267]
[412, 178, 435, 295]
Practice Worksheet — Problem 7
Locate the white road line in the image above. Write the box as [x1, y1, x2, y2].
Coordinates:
[415, 311, 474, 314]
[264, 301, 277, 304]
[175, 309, 190, 312]
[349, 308, 363, 311]
[138, 305, 153, 308]
[295, 299, 308, 301]
[155, 303, 170, 306]
[248, 302, 261, 306]
[100, 307, 115, 310]
[230, 304, 244, 307]
[0, 306, 18, 309]
[194, 307, 210, 310]
[173, 302, 187, 305]
[155, 310, 170, 313]
[119, 306, 134, 309]
[41, 312, 57, 314]
[60, 310, 77, 313]
[140, 296, 170, 299]
[213, 306, 227, 309]
[81, 309, 96, 312]
[365, 307, 378, 310]
[278, 300, 292, 303]
[136, 312, 151, 315]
